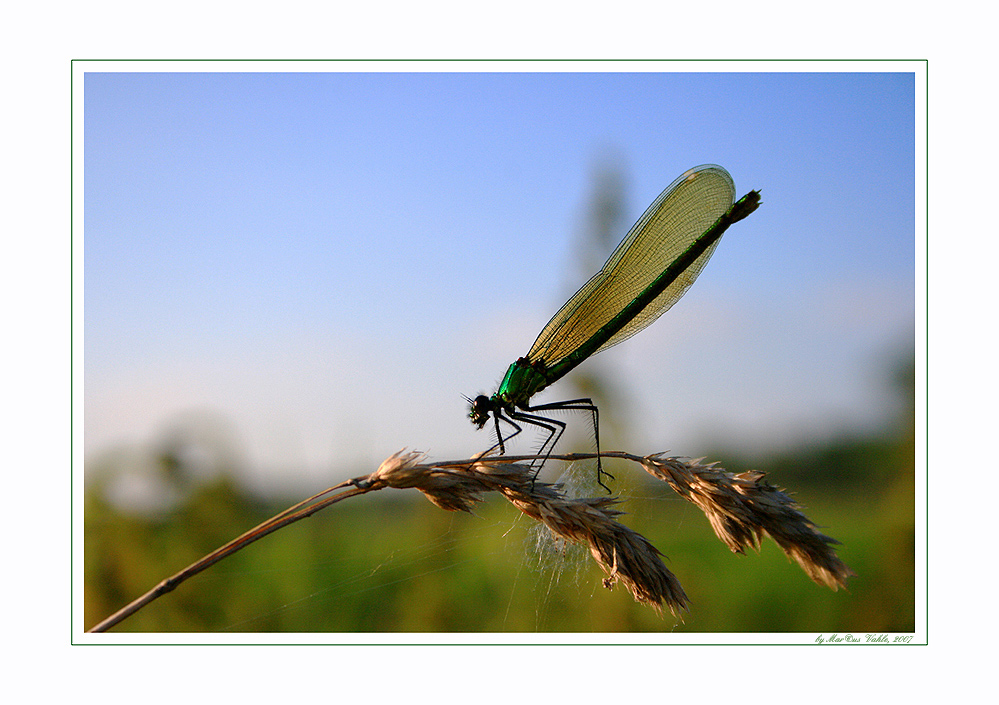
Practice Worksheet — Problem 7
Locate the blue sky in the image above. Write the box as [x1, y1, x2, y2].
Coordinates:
[83, 68, 917, 495]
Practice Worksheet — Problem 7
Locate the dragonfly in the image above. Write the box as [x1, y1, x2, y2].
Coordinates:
[467, 164, 761, 492]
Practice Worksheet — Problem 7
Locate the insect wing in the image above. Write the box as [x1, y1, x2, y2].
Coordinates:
[527, 165, 736, 365]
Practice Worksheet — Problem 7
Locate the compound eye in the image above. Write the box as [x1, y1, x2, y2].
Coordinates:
[469, 395, 492, 427]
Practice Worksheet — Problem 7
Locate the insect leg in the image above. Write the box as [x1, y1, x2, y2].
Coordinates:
[508, 409, 564, 479]
[526, 398, 612, 493]
[484, 409, 527, 459]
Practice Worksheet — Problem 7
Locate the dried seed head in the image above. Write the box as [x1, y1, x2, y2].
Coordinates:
[356, 449, 852, 615]
[642, 454, 855, 590]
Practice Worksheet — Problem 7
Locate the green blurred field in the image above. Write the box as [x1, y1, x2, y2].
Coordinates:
[84, 400, 915, 634]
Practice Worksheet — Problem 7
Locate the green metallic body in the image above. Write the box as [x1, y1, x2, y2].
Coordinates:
[495, 358, 551, 409]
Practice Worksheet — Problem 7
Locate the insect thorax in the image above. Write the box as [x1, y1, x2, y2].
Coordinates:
[496, 356, 551, 410]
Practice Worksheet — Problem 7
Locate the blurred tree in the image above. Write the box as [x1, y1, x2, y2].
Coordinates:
[556, 156, 632, 477]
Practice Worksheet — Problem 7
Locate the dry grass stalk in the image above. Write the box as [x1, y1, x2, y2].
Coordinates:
[639, 453, 855, 590]
[89, 448, 852, 632]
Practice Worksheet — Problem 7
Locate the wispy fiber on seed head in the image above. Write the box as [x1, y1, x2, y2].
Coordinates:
[641, 454, 855, 590]
[493, 471, 688, 615]
[362, 450, 688, 615]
